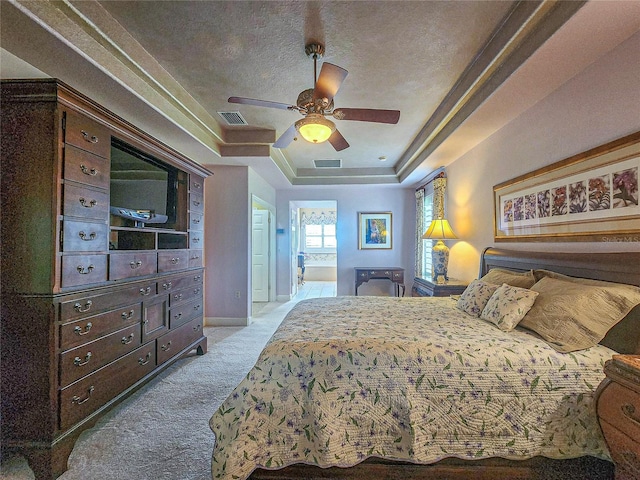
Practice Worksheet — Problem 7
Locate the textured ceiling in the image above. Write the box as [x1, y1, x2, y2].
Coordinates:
[1, 1, 639, 188]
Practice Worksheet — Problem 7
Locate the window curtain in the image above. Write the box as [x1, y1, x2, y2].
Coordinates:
[415, 170, 447, 278]
[299, 209, 337, 253]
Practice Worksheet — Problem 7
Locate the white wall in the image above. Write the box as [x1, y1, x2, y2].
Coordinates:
[276, 186, 416, 298]
[446, 31, 640, 283]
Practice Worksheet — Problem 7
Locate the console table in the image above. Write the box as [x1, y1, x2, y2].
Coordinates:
[354, 267, 405, 297]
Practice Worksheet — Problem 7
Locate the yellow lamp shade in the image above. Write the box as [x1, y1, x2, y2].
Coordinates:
[295, 114, 335, 144]
[422, 218, 457, 240]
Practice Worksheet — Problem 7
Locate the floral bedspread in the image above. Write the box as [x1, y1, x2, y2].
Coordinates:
[210, 296, 614, 480]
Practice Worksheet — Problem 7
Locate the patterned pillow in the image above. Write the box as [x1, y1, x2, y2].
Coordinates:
[480, 283, 539, 331]
[456, 279, 499, 317]
[481, 268, 536, 288]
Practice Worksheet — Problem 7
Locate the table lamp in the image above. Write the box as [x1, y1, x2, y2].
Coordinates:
[422, 217, 457, 282]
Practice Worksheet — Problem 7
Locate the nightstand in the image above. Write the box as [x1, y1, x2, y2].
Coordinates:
[411, 276, 468, 297]
[595, 355, 640, 479]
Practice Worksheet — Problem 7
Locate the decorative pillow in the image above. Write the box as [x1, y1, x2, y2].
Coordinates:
[519, 276, 640, 353]
[480, 283, 539, 331]
[481, 268, 536, 289]
[456, 279, 499, 317]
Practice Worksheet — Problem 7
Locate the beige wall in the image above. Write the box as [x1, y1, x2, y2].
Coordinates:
[446, 31, 640, 282]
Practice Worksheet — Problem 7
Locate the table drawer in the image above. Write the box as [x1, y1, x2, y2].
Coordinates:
[59, 343, 156, 431]
[59, 324, 140, 387]
[157, 316, 204, 365]
[63, 143, 110, 189]
[61, 254, 108, 288]
[169, 285, 202, 307]
[63, 183, 109, 220]
[109, 252, 157, 280]
[189, 212, 203, 231]
[62, 220, 109, 252]
[392, 271, 404, 283]
[64, 109, 110, 158]
[598, 382, 640, 441]
[169, 299, 202, 329]
[158, 250, 189, 273]
[60, 281, 156, 321]
[60, 302, 142, 350]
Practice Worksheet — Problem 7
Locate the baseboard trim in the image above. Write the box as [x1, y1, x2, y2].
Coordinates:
[205, 316, 250, 327]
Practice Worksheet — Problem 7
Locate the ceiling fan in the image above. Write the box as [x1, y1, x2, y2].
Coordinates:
[228, 43, 400, 151]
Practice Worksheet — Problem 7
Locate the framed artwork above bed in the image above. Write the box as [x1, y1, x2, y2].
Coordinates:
[493, 131, 640, 242]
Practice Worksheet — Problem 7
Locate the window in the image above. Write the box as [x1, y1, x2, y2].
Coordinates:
[422, 192, 434, 277]
[305, 224, 336, 250]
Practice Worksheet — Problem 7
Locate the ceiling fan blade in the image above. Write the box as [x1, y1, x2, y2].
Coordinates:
[273, 124, 297, 149]
[313, 63, 348, 103]
[328, 129, 350, 152]
[333, 108, 400, 124]
[228, 96, 294, 111]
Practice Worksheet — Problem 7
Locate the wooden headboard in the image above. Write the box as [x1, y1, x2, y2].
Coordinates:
[480, 248, 640, 354]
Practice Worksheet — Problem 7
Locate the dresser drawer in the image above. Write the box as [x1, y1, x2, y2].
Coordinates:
[159, 270, 204, 293]
[189, 212, 203, 231]
[169, 299, 203, 329]
[158, 250, 189, 273]
[109, 252, 157, 281]
[598, 382, 640, 441]
[59, 343, 156, 431]
[62, 220, 109, 252]
[64, 109, 110, 158]
[63, 183, 110, 220]
[60, 280, 156, 321]
[189, 232, 203, 250]
[599, 419, 640, 479]
[60, 302, 142, 350]
[59, 324, 140, 388]
[189, 192, 204, 213]
[392, 271, 404, 283]
[169, 285, 202, 307]
[189, 174, 204, 193]
[188, 250, 203, 268]
[157, 316, 204, 365]
[61, 254, 108, 288]
[63, 143, 110, 189]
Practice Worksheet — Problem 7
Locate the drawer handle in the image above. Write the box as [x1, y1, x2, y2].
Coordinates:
[73, 352, 92, 367]
[171, 257, 180, 265]
[192, 237, 200, 244]
[78, 231, 97, 241]
[194, 276, 201, 281]
[161, 341, 172, 352]
[192, 200, 201, 207]
[174, 293, 183, 301]
[193, 288, 201, 294]
[138, 352, 152, 366]
[80, 131, 99, 144]
[73, 300, 92, 313]
[163, 281, 173, 290]
[174, 312, 182, 320]
[80, 163, 98, 175]
[73, 322, 93, 336]
[77, 264, 95, 275]
[192, 218, 201, 224]
[194, 304, 201, 311]
[193, 323, 202, 331]
[191, 254, 200, 260]
[193, 182, 201, 189]
[121, 333, 134, 344]
[622, 403, 640, 426]
[79, 197, 97, 208]
[72, 385, 95, 405]
[130, 260, 142, 269]
[121, 309, 134, 320]
[139, 287, 151, 296]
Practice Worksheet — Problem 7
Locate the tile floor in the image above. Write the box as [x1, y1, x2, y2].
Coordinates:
[293, 281, 337, 300]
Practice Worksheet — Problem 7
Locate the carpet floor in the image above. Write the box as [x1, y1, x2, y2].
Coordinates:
[0, 301, 296, 480]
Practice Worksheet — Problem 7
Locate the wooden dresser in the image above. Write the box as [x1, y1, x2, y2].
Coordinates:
[595, 355, 640, 479]
[1, 79, 211, 479]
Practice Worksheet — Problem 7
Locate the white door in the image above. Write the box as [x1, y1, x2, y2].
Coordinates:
[252, 209, 270, 302]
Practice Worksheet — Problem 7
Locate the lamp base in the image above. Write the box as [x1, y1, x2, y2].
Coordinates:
[431, 240, 450, 283]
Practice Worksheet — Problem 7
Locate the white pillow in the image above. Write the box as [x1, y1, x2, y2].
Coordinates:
[480, 283, 539, 331]
[456, 279, 499, 317]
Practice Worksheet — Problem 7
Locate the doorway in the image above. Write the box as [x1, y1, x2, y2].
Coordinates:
[290, 200, 337, 299]
[252, 196, 276, 314]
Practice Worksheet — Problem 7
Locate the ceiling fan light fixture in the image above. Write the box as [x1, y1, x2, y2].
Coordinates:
[295, 114, 335, 144]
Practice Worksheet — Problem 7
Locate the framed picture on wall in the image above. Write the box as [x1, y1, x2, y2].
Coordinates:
[358, 212, 392, 249]
[493, 131, 640, 242]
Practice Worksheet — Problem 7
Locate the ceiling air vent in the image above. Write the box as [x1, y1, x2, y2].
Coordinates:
[314, 159, 342, 168]
[217, 111, 248, 126]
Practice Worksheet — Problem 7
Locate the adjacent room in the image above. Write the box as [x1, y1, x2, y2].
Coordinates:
[1, 1, 639, 479]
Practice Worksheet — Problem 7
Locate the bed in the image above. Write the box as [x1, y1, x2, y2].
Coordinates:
[210, 248, 640, 480]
